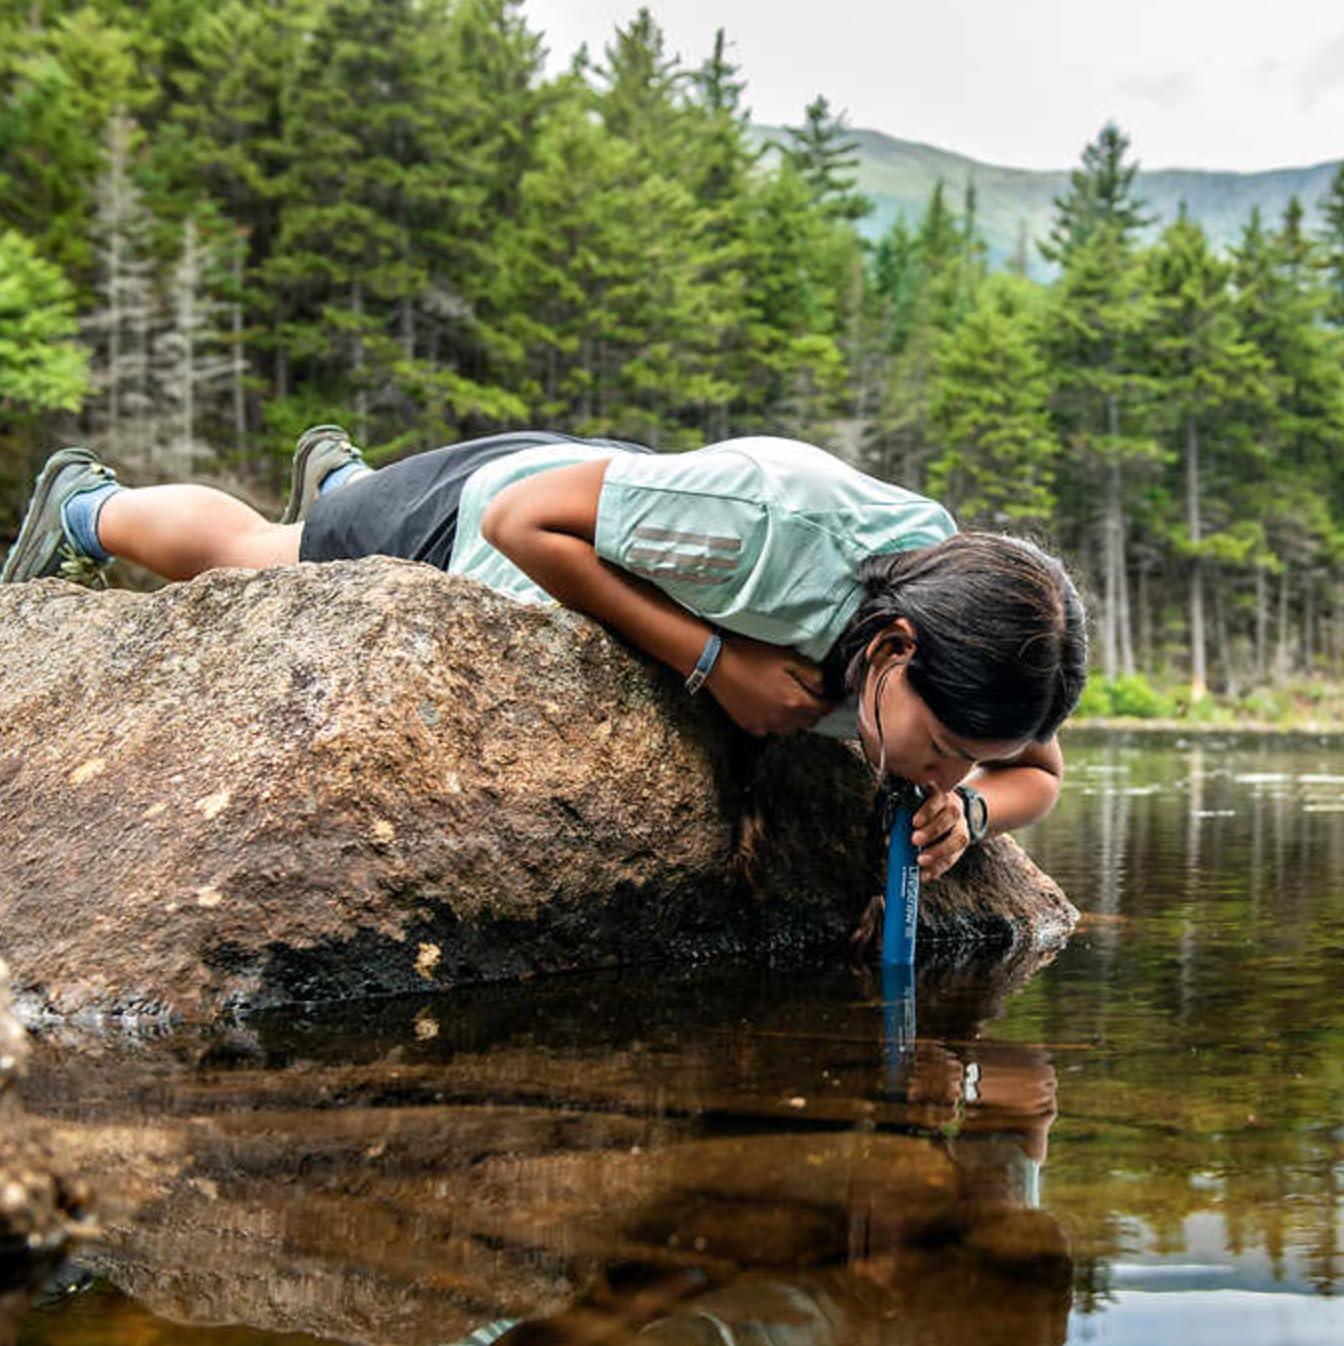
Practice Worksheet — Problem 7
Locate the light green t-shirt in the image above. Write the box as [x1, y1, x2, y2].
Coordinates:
[448, 436, 957, 667]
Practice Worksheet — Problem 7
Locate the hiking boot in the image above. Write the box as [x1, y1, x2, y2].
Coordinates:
[280, 424, 370, 524]
[1, 447, 118, 586]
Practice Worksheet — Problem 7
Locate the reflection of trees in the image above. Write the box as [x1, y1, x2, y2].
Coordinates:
[1016, 731, 1344, 1295]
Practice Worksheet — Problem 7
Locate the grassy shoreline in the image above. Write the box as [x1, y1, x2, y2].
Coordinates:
[1065, 717, 1344, 737]
[1069, 674, 1344, 735]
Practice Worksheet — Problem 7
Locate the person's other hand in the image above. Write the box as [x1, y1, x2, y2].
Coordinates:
[706, 633, 836, 736]
[912, 787, 971, 879]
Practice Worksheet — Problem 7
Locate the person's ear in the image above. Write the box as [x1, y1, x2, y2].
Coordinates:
[864, 618, 916, 671]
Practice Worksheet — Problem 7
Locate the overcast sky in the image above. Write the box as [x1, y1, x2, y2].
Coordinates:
[521, 0, 1344, 173]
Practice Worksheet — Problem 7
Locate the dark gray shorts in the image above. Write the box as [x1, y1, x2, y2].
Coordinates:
[299, 431, 651, 571]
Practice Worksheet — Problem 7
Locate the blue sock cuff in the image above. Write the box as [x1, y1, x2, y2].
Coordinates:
[60, 482, 122, 563]
[318, 462, 368, 496]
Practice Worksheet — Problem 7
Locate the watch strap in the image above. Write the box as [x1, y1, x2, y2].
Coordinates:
[955, 784, 989, 844]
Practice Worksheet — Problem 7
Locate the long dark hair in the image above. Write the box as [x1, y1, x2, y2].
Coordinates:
[828, 533, 1087, 744]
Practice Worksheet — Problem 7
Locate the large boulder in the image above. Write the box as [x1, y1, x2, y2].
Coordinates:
[0, 560, 1076, 1023]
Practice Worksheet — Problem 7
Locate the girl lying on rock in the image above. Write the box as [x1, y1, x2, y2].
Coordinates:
[2, 428, 1086, 880]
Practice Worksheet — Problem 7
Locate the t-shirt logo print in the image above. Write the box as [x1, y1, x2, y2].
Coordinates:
[626, 525, 742, 586]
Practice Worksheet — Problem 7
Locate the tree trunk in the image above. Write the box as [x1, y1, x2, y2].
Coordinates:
[1136, 563, 1151, 672]
[1303, 571, 1315, 676]
[351, 280, 368, 442]
[1100, 397, 1128, 681]
[1098, 500, 1116, 680]
[1255, 565, 1268, 683]
[106, 190, 122, 448]
[176, 216, 198, 475]
[274, 343, 289, 401]
[399, 296, 415, 361]
[231, 244, 247, 456]
[1186, 414, 1206, 700]
[1117, 539, 1135, 677]
[1275, 567, 1291, 686]
[579, 336, 593, 422]
[1334, 582, 1343, 679]
[1214, 577, 1237, 697]
[131, 291, 152, 467]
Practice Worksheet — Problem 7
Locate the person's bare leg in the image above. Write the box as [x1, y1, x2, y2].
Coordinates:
[97, 485, 303, 581]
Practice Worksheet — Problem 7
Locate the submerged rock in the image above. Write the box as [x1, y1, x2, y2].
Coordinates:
[0, 958, 85, 1340]
[0, 560, 1076, 1023]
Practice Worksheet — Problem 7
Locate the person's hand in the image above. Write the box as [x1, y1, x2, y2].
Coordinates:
[912, 787, 972, 880]
[705, 633, 837, 736]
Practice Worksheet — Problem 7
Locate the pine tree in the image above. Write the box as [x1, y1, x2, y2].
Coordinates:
[595, 6, 688, 179]
[1043, 124, 1156, 680]
[405, 0, 545, 435]
[926, 274, 1057, 528]
[578, 13, 745, 437]
[154, 0, 326, 446]
[867, 181, 981, 485]
[870, 214, 918, 350]
[680, 29, 759, 439]
[1042, 121, 1152, 265]
[782, 95, 873, 223]
[691, 28, 754, 207]
[0, 5, 143, 279]
[1232, 199, 1344, 681]
[497, 85, 731, 439]
[265, 0, 521, 451]
[156, 214, 235, 473]
[0, 227, 88, 531]
[1145, 210, 1272, 697]
[83, 110, 160, 470]
[0, 228, 88, 418]
[733, 161, 847, 432]
[1320, 163, 1344, 329]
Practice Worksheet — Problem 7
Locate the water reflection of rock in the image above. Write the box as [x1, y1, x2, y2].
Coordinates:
[21, 951, 1069, 1345]
[0, 958, 86, 1346]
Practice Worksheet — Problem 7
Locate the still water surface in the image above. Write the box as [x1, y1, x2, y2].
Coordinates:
[17, 731, 1344, 1346]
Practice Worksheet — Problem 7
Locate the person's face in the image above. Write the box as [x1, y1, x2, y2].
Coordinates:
[856, 622, 1028, 792]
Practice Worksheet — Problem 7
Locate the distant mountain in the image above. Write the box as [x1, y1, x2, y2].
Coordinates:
[758, 126, 1341, 275]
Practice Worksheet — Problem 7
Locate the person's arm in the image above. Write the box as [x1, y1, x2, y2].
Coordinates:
[911, 737, 1064, 880]
[480, 458, 836, 736]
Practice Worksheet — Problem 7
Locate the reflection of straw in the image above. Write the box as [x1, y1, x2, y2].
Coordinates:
[881, 963, 917, 1100]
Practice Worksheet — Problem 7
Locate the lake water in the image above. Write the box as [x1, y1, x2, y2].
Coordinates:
[14, 730, 1344, 1346]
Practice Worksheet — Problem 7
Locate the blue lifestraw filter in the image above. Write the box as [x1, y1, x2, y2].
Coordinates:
[881, 781, 922, 966]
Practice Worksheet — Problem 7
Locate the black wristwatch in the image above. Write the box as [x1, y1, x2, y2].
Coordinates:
[955, 784, 990, 845]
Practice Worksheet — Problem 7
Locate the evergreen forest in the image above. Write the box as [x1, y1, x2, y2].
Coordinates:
[4, 0, 1344, 710]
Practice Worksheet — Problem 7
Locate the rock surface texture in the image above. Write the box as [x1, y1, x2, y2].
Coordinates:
[0, 560, 1077, 1023]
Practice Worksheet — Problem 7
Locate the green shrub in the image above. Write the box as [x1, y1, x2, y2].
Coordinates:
[1105, 674, 1176, 719]
[1073, 675, 1113, 718]
[1185, 694, 1234, 724]
[1071, 673, 1178, 719]
[1238, 687, 1289, 721]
